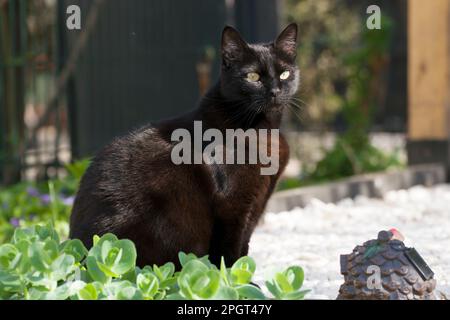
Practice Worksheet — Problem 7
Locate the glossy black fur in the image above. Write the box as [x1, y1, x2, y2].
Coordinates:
[70, 24, 300, 267]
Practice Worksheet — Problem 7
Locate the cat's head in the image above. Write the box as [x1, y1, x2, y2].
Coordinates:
[220, 23, 299, 112]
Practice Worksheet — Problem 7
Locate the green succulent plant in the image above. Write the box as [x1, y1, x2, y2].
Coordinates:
[0, 223, 309, 300]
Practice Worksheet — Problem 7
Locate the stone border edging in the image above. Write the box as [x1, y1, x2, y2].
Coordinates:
[266, 163, 447, 213]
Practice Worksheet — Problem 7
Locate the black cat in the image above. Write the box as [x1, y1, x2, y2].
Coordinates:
[70, 24, 299, 267]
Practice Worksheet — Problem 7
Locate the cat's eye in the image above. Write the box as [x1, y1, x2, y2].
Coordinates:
[280, 71, 290, 80]
[246, 72, 260, 82]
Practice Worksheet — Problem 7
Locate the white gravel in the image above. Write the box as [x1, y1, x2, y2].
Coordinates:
[250, 184, 450, 299]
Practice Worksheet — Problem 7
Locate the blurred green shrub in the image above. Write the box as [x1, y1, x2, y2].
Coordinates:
[284, 0, 362, 127]
[307, 138, 403, 183]
[307, 16, 403, 181]
[0, 159, 90, 244]
[279, 1, 404, 190]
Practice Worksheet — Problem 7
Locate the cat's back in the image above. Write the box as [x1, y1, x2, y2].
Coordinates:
[81, 124, 174, 194]
[69, 124, 180, 240]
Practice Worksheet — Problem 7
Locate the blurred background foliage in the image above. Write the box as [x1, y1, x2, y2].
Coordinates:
[279, 0, 404, 189]
[285, 0, 361, 129]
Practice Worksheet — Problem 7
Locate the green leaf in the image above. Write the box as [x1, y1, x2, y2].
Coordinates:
[178, 260, 220, 300]
[265, 280, 281, 299]
[36, 224, 59, 243]
[121, 267, 138, 283]
[230, 269, 252, 285]
[198, 270, 221, 299]
[213, 286, 239, 300]
[97, 261, 118, 278]
[137, 272, 159, 299]
[103, 281, 142, 300]
[108, 240, 136, 276]
[284, 266, 304, 291]
[50, 254, 76, 281]
[88, 235, 136, 277]
[235, 284, 266, 300]
[178, 252, 196, 267]
[165, 292, 185, 300]
[0, 244, 21, 270]
[230, 256, 256, 285]
[67, 280, 86, 296]
[14, 240, 31, 273]
[100, 240, 115, 264]
[154, 262, 175, 281]
[219, 257, 230, 286]
[275, 272, 293, 293]
[42, 239, 59, 262]
[64, 158, 90, 180]
[282, 289, 310, 300]
[12, 227, 36, 244]
[160, 277, 177, 289]
[92, 235, 100, 246]
[198, 255, 214, 268]
[116, 286, 143, 300]
[43, 283, 74, 300]
[86, 256, 109, 283]
[28, 242, 52, 272]
[26, 273, 55, 290]
[60, 239, 88, 263]
[266, 266, 308, 300]
[0, 270, 22, 293]
[78, 283, 99, 300]
[28, 288, 48, 300]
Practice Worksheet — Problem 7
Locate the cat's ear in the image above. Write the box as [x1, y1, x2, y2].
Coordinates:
[221, 26, 248, 65]
[275, 23, 298, 60]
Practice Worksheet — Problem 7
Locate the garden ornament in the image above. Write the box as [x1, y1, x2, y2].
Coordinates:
[337, 228, 436, 300]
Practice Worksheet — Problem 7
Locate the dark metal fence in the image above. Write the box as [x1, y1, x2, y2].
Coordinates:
[0, 0, 69, 184]
[0, 0, 27, 184]
[60, 0, 227, 157]
[0, 0, 281, 183]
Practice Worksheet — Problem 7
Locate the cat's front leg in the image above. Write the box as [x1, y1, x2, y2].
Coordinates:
[209, 214, 249, 266]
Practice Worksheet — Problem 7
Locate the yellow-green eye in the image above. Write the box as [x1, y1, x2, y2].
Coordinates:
[246, 72, 260, 82]
[280, 71, 290, 80]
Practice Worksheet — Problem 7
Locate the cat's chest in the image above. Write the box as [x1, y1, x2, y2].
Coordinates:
[208, 162, 274, 195]
[204, 132, 289, 199]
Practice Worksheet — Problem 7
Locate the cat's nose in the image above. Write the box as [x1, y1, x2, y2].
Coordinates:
[270, 88, 281, 97]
